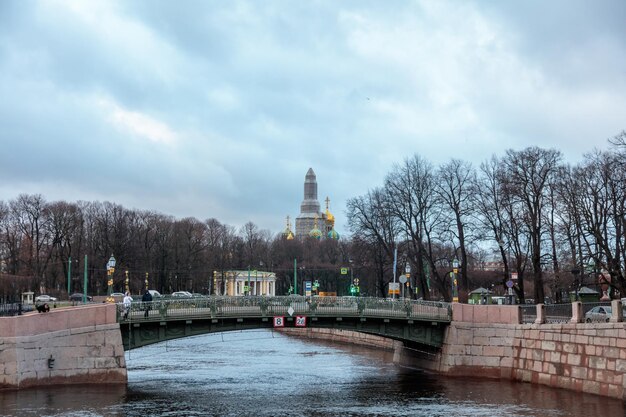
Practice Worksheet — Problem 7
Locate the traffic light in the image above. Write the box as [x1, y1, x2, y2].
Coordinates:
[350, 284, 360, 296]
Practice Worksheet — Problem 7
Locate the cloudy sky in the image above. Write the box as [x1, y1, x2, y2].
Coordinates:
[1, 0, 624, 236]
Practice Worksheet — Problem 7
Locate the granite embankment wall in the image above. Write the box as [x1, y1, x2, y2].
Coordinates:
[279, 327, 401, 351]
[435, 302, 626, 399]
[0, 304, 126, 390]
[282, 302, 626, 400]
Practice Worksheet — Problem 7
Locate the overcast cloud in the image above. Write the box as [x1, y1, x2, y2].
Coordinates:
[1, 0, 624, 235]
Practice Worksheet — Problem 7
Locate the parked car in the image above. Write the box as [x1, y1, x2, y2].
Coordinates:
[35, 295, 57, 302]
[110, 292, 125, 297]
[172, 291, 193, 298]
[585, 306, 612, 322]
[69, 293, 93, 301]
[148, 290, 162, 298]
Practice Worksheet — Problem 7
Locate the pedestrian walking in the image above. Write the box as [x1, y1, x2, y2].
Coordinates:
[122, 292, 133, 319]
[142, 290, 152, 318]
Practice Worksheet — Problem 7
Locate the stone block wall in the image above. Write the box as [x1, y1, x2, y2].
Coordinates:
[437, 304, 626, 400]
[0, 304, 126, 390]
[282, 305, 626, 400]
[278, 327, 397, 351]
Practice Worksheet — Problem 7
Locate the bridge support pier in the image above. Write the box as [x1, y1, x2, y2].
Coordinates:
[0, 304, 126, 390]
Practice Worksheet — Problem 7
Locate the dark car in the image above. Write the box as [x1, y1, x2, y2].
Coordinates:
[69, 293, 93, 302]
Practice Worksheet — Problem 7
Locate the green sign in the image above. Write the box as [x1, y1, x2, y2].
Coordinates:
[341, 267, 348, 275]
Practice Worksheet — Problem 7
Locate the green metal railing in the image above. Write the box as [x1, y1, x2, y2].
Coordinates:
[117, 296, 452, 323]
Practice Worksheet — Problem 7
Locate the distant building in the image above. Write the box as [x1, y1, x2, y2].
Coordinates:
[483, 260, 504, 272]
[214, 270, 277, 296]
[284, 168, 339, 240]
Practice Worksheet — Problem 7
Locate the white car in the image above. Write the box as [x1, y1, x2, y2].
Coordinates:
[35, 295, 57, 302]
[585, 306, 612, 322]
[172, 291, 193, 298]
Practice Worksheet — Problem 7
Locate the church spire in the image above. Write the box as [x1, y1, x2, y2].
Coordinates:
[300, 168, 320, 214]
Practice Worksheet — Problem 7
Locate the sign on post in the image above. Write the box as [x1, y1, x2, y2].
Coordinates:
[340, 267, 348, 275]
[295, 316, 307, 327]
[273, 316, 285, 327]
[388, 282, 400, 295]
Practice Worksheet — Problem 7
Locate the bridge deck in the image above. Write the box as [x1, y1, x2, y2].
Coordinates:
[118, 296, 451, 350]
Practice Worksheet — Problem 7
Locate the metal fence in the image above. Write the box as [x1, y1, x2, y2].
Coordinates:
[0, 303, 33, 317]
[117, 296, 452, 323]
[520, 305, 537, 324]
[520, 302, 615, 324]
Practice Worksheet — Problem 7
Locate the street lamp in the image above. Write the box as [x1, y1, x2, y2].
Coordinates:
[67, 257, 73, 296]
[405, 262, 411, 293]
[254, 269, 258, 296]
[451, 259, 459, 302]
[259, 261, 263, 296]
[247, 265, 251, 296]
[299, 265, 306, 296]
[106, 255, 116, 302]
[349, 259, 354, 296]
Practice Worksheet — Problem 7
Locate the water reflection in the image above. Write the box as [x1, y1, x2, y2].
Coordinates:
[0, 384, 127, 416]
[1, 329, 624, 416]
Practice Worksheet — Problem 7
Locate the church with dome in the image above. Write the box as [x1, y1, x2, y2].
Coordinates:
[283, 168, 339, 240]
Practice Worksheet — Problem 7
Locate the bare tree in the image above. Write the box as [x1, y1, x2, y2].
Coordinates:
[384, 155, 445, 300]
[10, 194, 52, 290]
[574, 149, 626, 295]
[503, 147, 562, 303]
[436, 159, 475, 303]
[346, 188, 401, 297]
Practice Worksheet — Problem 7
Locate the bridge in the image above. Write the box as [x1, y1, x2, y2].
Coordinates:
[118, 296, 452, 351]
[4, 299, 626, 400]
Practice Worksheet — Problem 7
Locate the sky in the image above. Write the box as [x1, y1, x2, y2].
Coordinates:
[1, 0, 624, 237]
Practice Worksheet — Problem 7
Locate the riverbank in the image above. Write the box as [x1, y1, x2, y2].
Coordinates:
[279, 303, 626, 401]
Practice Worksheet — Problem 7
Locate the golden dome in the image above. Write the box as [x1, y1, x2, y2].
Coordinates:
[283, 216, 295, 240]
[325, 197, 335, 227]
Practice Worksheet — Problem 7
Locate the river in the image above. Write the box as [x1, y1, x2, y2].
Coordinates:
[1, 329, 624, 416]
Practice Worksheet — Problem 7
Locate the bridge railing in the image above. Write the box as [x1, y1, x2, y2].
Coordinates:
[0, 303, 27, 317]
[117, 296, 452, 323]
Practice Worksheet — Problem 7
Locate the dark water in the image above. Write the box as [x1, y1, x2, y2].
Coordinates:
[1, 329, 624, 416]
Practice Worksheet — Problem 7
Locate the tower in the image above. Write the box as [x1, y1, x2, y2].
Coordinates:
[296, 168, 323, 237]
[292, 168, 339, 239]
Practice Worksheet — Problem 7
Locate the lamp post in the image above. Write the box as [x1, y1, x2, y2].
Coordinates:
[247, 266, 251, 296]
[106, 255, 116, 302]
[392, 247, 397, 300]
[405, 262, 411, 299]
[67, 257, 72, 296]
[349, 259, 354, 296]
[293, 258, 298, 295]
[259, 261, 264, 296]
[125, 270, 129, 294]
[452, 259, 459, 302]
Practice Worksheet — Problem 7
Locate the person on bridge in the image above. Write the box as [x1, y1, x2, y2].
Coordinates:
[122, 292, 133, 320]
[141, 290, 152, 318]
